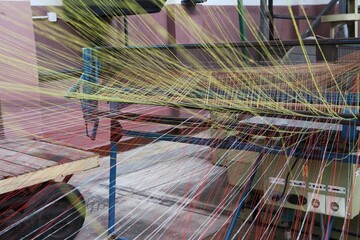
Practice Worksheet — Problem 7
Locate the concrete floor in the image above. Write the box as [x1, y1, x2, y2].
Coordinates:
[71, 135, 229, 239]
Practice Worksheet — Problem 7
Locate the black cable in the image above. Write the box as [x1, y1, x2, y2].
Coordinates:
[278, 156, 301, 201]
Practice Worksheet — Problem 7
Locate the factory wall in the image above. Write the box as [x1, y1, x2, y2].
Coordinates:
[0, 0, 42, 138]
[0, 1, 39, 101]
[0, 1, 345, 85]
[30, 3, 337, 71]
[32, 6, 85, 71]
[121, 4, 334, 45]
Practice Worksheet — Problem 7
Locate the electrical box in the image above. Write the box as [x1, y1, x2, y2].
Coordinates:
[263, 154, 360, 219]
[262, 154, 308, 212]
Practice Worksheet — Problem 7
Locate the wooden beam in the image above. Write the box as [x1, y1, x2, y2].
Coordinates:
[321, 13, 360, 23]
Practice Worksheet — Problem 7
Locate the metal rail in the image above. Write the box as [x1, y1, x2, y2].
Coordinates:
[118, 129, 360, 164]
[97, 38, 360, 52]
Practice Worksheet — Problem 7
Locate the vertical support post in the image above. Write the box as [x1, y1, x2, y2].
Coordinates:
[108, 141, 117, 236]
[166, 7, 181, 117]
[82, 48, 93, 83]
[224, 153, 263, 240]
[237, 0, 248, 58]
[339, 0, 347, 14]
[338, 0, 348, 37]
[238, 0, 247, 41]
[259, 0, 268, 40]
[348, 0, 358, 37]
[124, 15, 129, 46]
[81, 48, 99, 140]
[268, 0, 274, 40]
[108, 115, 123, 237]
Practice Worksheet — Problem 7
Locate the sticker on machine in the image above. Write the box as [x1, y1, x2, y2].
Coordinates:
[309, 182, 326, 191]
[289, 180, 306, 188]
[327, 185, 346, 194]
[269, 177, 285, 185]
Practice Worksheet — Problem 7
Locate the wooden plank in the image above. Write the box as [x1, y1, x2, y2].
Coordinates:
[0, 160, 36, 178]
[0, 139, 95, 163]
[0, 139, 36, 150]
[0, 155, 99, 195]
[0, 148, 56, 179]
[0, 148, 55, 169]
[0, 139, 99, 194]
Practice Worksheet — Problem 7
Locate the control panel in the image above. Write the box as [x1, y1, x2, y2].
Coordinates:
[263, 154, 360, 219]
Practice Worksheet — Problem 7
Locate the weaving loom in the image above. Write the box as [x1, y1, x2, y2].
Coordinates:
[67, 38, 360, 239]
[3, 0, 360, 238]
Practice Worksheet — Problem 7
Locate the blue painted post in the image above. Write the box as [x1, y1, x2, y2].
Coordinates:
[81, 48, 100, 140]
[82, 48, 92, 84]
[224, 153, 263, 240]
[108, 141, 117, 235]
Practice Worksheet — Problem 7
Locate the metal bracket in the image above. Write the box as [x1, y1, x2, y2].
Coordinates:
[81, 48, 100, 140]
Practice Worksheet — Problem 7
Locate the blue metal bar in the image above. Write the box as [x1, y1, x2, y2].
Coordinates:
[119, 129, 359, 163]
[82, 48, 92, 84]
[108, 141, 117, 235]
[224, 153, 263, 240]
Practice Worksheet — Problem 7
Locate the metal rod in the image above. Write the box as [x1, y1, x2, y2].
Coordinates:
[108, 141, 117, 236]
[272, 14, 317, 20]
[96, 110, 360, 126]
[32, 16, 48, 20]
[224, 153, 263, 240]
[99, 37, 360, 52]
[259, 0, 267, 40]
[124, 15, 128, 46]
[94, 103, 360, 124]
[118, 129, 359, 163]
